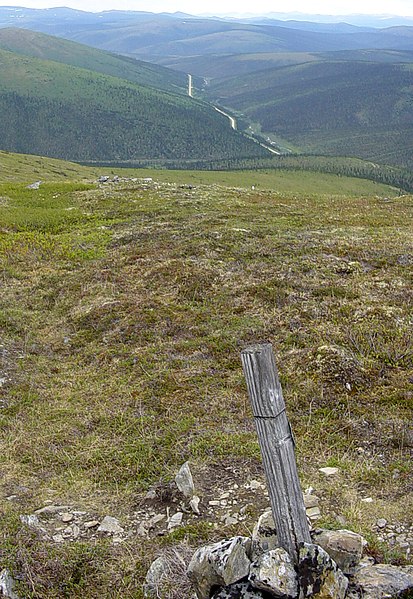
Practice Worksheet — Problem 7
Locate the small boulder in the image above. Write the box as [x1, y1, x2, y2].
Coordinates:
[168, 512, 183, 530]
[97, 516, 124, 535]
[313, 529, 365, 575]
[248, 548, 298, 597]
[175, 461, 195, 499]
[187, 537, 251, 599]
[144, 556, 170, 598]
[353, 563, 413, 598]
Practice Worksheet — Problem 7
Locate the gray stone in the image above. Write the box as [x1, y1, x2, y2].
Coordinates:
[187, 537, 252, 599]
[0, 569, 19, 599]
[168, 512, 183, 530]
[298, 543, 348, 599]
[61, 512, 74, 523]
[314, 529, 365, 575]
[84, 520, 99, 529]
[211, 581, 268, 598]
[97, 516, 124, 534]
[249, 548, 298, 597]
[144, 556, 169, 598]
[377, 518, 387, 528]
[306, 507, 322, 521]
[303, 494, 320, 509]
[34, 505, 69, 516]
[190, 495, 201, 515]
[175, 461, 195, 499]
[354, 563, 413, 598]
[27, 181, 42, 190]
[251, 510, 278, 557]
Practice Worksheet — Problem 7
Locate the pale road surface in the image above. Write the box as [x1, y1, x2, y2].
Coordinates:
[187, 73, 281, 155]
[213, 105, 237, 130]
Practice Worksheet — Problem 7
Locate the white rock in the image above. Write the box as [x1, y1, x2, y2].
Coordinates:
[34, 505, 69, 515]
[97, 516, 124, 534]
[319, 467, 339, 476]
[190, 496, 201, 515]
[0, 569, 19, 599]
[175, 461, 195, 499]
[168, 512, 183, 530]
[377, 518, 387, 528]
[20, 514, 41, 528]
[361, 497, 373, 503]
[148, 513, 166, 527]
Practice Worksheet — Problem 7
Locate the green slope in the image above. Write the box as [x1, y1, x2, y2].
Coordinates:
[0, 48, 267, 163]
[0, 27, 188, 94]
[205, 60, 413, 168]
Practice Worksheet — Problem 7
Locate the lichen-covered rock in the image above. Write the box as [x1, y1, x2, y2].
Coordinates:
[251, 510, 278, 557]
[211, 581, 269, 598]
[0, 569, 19, 599]
[144, 557, 170, 598]
[298, 543, 348, 599]
[249, 548, 298, 597]
[187, 537, 252, 599]
[313, 529, 365, 575]
[353, 563, 413, 598]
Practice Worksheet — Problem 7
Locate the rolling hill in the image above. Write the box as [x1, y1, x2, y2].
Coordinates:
[1, 7, 413, 62]
[0, 47, 267, 164]
[0, 27, 189, 94]
[204, 60, 413, 168]
[157, 48, 413, 79]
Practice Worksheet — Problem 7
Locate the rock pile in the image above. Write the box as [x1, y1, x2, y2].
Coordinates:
[185, 521, 413, 599]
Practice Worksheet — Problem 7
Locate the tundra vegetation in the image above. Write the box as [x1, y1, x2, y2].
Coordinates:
[0, 152, 411, 597]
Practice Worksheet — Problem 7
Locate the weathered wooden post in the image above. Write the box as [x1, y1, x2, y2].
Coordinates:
[241, 343, 311, 562]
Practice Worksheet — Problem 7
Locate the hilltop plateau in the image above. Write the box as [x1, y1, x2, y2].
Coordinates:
[0, 151, 412, 597]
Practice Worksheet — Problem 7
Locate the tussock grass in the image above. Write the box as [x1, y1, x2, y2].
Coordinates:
[0, 171, 412, 596]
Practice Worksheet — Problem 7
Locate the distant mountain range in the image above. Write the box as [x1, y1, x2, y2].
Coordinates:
[0, 7, 412, 62]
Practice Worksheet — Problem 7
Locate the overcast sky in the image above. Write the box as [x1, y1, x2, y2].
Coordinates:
[3, 0, 413, 16]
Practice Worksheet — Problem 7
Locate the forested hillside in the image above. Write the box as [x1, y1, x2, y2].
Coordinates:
[0, 27, 189, 94]
[205, 60, 413, 168]
[0, 48, 267, 163]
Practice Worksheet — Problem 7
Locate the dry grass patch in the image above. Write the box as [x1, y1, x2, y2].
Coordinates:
[0, 176, 412, 596]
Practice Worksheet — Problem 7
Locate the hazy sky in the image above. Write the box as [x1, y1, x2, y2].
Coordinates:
[4, 0, 413, 16]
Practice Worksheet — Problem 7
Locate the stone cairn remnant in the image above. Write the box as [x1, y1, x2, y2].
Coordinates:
[185, 513, 413, 599]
